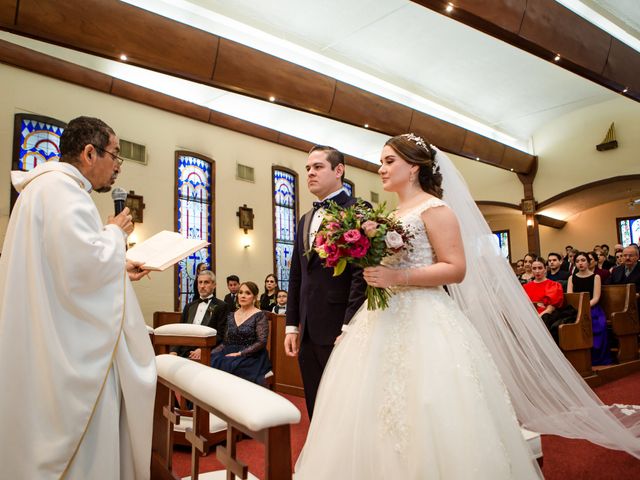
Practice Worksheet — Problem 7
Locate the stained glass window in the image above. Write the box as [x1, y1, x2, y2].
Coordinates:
[273, 167, 298, 291]
[618, 216, 640, 247]
[12, 114, 66, 208]
[492, 230, 511, 261]
[176, 152, 214, 311]
[343, 179, 354, 197]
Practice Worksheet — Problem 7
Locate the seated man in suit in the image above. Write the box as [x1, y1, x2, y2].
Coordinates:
[547, 252, 570, 291]
[607, 245, 640, 290]
[172, 270, 230, 360]
[224, 274, 240, 311]
[607, 245, 640, 312]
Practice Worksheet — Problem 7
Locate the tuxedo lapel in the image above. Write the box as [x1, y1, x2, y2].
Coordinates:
[302, 210, 313, 254]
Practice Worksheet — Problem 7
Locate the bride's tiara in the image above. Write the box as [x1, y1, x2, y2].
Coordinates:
[401, 133, 438, 173]
[401, 133, 429, 150]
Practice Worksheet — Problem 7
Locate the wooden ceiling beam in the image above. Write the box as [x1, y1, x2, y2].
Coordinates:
[0, 39, 379, 173]
[412, 0, 640, 102]
[0, 0, 535, 173]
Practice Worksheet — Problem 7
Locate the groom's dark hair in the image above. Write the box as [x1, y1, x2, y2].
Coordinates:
[309, 145, 345, 181]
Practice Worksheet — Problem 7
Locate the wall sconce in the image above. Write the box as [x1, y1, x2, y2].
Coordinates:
[526, 218, 534, 228]
[241, 233, 251, 249]
[128, 231, 139, 248]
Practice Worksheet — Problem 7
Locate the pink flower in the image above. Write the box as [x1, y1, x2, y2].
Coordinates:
[347, 236, 370, 258]
[361, 220, 379, 238]
[327, 222, 340, 231]
[323, 243, 338, 257]
[315, 233, 326, 247]
[325, 250, 342, 267]
[342, 229, 362, 243]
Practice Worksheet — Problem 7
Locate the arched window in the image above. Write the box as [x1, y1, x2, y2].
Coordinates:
[492, 230, 511, 261]
[618, 216, 640, 247]
[12, 113, 66, 208]
[272, 167, 298, 291]
[343, 179, 355, 197]
[175, 151, 215, 311]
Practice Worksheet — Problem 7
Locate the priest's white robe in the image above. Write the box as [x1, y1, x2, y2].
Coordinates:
[0, 162, 156, 479]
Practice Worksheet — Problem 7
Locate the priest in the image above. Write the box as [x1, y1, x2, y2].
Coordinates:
[0, 116, 156, 479]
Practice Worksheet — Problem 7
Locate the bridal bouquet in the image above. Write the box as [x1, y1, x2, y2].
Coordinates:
[311, 200, 413, 310]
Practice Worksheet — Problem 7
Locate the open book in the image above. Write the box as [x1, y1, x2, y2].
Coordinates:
[126, 231, 209, 271]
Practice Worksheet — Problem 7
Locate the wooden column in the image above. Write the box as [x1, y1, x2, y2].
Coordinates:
[518, 159, 540, 255]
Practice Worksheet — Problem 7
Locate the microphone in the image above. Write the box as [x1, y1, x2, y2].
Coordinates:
[112, 187, 128, 215]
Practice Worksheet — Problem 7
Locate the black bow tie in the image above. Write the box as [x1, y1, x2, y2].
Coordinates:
[199, 297, 212, 304]
[313, 200, 332, 211]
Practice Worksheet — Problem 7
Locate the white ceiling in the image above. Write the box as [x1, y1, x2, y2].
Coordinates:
[578, 0, 640, 42]
[132, 0, 622, 145]
[6, 0, 638, 163]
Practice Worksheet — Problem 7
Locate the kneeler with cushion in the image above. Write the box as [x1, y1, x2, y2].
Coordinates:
[151, 322, 227, 452]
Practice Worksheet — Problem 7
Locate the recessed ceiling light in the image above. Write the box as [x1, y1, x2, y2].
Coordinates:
[510, 168, 514, 172]
[446, 3, 454, 13]
[554, 54, 561, 62]
[120, 54, 128, 61]
[268, 96, 276, 102]
[623, 87, 629, 93]
[475, 157, 480, 161]
[364, 124, 369, 128]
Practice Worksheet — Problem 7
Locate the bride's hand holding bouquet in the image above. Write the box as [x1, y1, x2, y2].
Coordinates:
[310, 200, 412, 310]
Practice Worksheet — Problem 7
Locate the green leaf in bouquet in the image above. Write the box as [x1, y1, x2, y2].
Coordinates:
[333, 258, 347, 277]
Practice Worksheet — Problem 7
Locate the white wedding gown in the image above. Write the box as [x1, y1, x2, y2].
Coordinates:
[295, 198, 543, 479]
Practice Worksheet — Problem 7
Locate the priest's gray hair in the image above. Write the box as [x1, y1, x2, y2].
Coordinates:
[198, 270, 216, 282]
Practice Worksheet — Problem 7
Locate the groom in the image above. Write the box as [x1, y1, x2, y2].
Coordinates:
[285, 145, 367, 418]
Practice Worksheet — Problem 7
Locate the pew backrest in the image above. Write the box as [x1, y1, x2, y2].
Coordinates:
[560, 292, 593, 351]
[153, 311, 181, 329]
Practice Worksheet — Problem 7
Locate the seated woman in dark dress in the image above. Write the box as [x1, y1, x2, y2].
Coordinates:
[259, 274, 278, 311]
[211, 281, 272, 385]
[567, 252, 612, 366]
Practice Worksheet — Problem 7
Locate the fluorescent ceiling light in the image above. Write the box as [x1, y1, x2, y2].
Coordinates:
[554, 0, 640, 53]
[121, 0, 529, 152]
[0, 31, 388, 163]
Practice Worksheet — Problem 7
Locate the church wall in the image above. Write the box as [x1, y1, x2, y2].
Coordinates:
[482, 199, 637, 261]
[0, 64, 394, 323]
[533, 96, 640, 203]
[539, 198, 636, 256]
[450, 155, 524, 204]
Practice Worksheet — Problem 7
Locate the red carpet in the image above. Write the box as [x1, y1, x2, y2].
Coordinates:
[173, 373, 640, 479]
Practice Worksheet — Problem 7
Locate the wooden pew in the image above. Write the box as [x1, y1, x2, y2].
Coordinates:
[152, 355, 301, 480]
[267, 313, 304, 396]
[559, 292, 594, 377]
[153, 311, 181, 329]
[600, 284, 639, 363]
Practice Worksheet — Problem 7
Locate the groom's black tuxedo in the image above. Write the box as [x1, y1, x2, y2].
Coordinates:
[172, 297, 230, 357]
[286, 191, 367, 417]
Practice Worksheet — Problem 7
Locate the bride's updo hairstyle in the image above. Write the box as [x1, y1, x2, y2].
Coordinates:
[385, 133, 443, 198]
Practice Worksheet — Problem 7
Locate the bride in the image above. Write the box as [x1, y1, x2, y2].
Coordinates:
[295, 133, 542, 478]
[294, 134, 640, 479]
